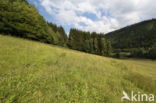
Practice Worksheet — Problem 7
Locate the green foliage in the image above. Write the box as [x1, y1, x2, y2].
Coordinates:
[48, 23, 67, 46]
[130, 48, 146, 58]
[147, 43, 156, 59]
[0, 0, 112, 57]
[0, 0, 155, 59]
[0, 0, 68, 45]
[0, 0, 49, 41]
[68, 29, 112, 56]
[106, 19, 156, 59]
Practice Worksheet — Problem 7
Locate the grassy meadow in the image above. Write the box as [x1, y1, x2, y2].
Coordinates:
[0, 35, 156, 103]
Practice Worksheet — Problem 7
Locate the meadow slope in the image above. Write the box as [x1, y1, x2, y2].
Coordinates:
[0, 35, 156, 103]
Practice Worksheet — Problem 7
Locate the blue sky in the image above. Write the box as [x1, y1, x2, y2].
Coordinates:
[28, 0, 156, 34]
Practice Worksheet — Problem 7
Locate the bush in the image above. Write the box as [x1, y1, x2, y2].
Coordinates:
[130, 48, 146, 58]
[147, 44, 156, 59]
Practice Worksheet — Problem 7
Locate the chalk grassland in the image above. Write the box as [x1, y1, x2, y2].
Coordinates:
[0, 35, 155, 103]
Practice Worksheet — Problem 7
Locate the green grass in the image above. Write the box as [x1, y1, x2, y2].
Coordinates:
[0, 35, 156, 103]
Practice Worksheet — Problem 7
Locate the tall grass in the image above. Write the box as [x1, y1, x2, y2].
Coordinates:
[0, 35, 155, 103]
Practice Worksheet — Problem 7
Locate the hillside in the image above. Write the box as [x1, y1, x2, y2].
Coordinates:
[0, 35, 155, 103]
[0, 0, 67, 45]
[0, 0, 111, 57]
[106, 19, 156, 49]
[105, 19, 156, 58]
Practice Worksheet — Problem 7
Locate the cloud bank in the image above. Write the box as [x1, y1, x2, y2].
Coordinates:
[34, 0, 156, 33]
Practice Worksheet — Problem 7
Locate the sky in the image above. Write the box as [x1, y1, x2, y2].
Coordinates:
[28, 0, 156, 34]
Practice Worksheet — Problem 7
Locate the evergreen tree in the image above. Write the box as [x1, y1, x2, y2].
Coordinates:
[68, 29, 112, 56]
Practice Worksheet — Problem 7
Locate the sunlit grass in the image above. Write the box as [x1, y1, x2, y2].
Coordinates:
[0, 35, 155, 103]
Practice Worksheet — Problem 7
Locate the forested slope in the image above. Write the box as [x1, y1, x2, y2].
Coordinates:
[0, 0, 111, 57]
[106, 19, 156, 59]
[0, 0, 67, 45]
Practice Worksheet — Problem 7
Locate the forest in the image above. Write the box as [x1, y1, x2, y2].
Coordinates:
[0, 0, 112, 57]
[0, 0, 156, 59]
[106, 19, 156, 59]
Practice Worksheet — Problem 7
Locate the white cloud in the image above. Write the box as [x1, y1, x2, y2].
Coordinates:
[39, 0, 156, 33]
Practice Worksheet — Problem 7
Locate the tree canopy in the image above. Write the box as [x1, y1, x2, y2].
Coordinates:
[68, 29, 112, 56]
[106, 19, 156, 59]
[0, 0, 112, 57]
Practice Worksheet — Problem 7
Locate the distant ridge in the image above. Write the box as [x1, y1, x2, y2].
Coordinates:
[105, 19, 156, 49]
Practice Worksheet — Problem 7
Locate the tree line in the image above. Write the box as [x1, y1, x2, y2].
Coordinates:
[0, 0, 112, 57]
[106, 19, 156, 59]
[2, 0, 155, 59]
[68, 29, 111, 56]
